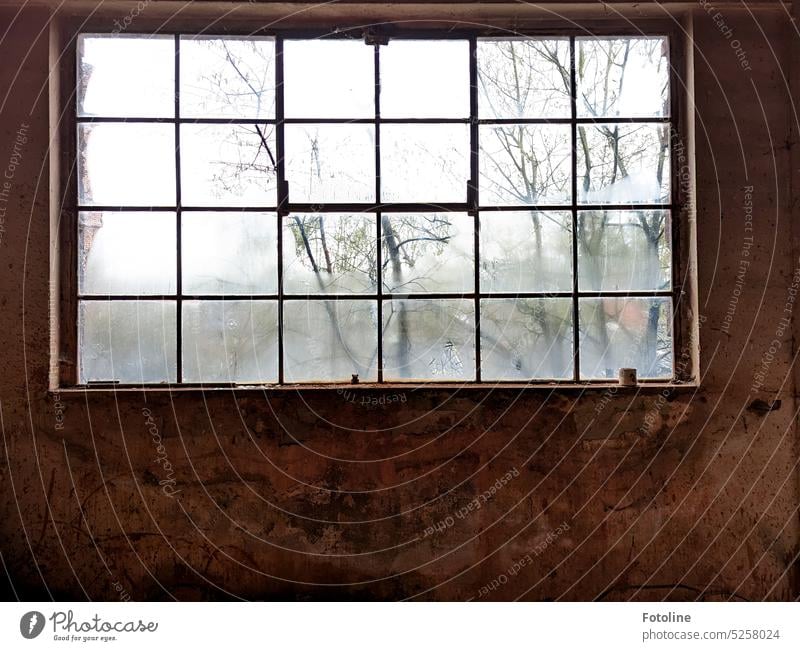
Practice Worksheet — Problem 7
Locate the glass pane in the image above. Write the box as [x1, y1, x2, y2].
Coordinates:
[78, 35, 174, 118]
[284, 214, 376, 294]
[579, 297, 673, 379]
[382, 213, 473, 294]
[577, 37, 670, 118]
[578, 210, 671, 291]
[478, 38, 570, 118]
[78, 124, 175, 206]
[182, 300, 278, 383]
[79, 300, 176, 383]
[284, 39, 374, 118]
[283, 300, 378, 382]
[285, 124, 375, 203]
[577, 123, 670, 204]
[79, 212, 176, 295]
[480, 298, 573, 380]
[479, 124, 571, 206]
[182, 212, 277, 295]
[380, 40, 469, 118]
[382, 299, 475, 381]
[479, 211, 572, 292]
[180, 36, 275, 119]
[381, 124, 469, 203]
[181, 124, 278, 207]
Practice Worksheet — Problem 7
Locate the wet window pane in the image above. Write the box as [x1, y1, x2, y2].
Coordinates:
[79, 212, 176, 295]
[577, 123, 670, 204]
[284, 40, 374, 118]
[285, 124, 375, 203]
[480, 124, 571, 206]
[382, 299, 475, 381]
[481, 298, 573, 380]
[182, 212, 278, 295]
[78, 35, 174, 118]
[182, 300, 278, 383]
[283, 214, 376, 294]
[381, 124, 469, 203]
[180, 36, 275, 119]
[578, 210, 671, 291]
[79, 300, 177, 383]
[380, 40, 469, 118]
[577, 37, 669, 118]
[579, 297, 673, 379]
[181, 124, 278, 207]
[478, 38, 571, 119]
[480, 211, 572, 293]
[382, 213, 474, 294]
[78, 124, 175, 206]
[283, 300, 378, 382]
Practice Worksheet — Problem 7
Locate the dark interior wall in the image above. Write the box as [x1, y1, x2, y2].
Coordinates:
[0, 3, 798, 601]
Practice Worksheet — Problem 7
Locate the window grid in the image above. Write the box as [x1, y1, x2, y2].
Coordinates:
[75, 33, 677, 386]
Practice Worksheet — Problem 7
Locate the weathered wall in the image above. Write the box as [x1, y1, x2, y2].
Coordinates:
[0, 4, 798, 601]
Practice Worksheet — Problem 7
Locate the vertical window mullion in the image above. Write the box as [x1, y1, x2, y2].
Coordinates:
[276, 36, 286, 385]
[569, 36, 580, 382]
[375, 42, 383, 383]
[470, 36, 480, 383]
[174, 34, 183, 384]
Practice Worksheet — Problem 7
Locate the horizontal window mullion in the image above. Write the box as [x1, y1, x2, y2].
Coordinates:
[77, 116, 279, 124]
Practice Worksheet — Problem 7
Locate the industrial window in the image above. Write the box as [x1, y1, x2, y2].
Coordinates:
[74, 32, 676, 386]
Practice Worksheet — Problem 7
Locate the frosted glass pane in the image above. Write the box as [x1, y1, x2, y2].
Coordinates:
[283, 300, 378, 382]
[285, 125, 375, 203]
[579, 297, 673, 379]
[380, 40, 469, 118]
[181, 124, 278, 207]
[382, 299, 475, 381]
[381, 124, 469, 203]
[79, 212, 176, 295]
[577, 123, 670, 204]
[79, 300, 176, 383]
[180, 36, 275, 119]
[182, 300, 278, 383]
[78, 35, 174, 118]
[284, 214, 376, 294]
[478, 38, 570, 118]
[182, 212, 277, 295]
[78, 124, 175, 206]
[480, 211, 572, 292]
[382, 213, 473, 294]
[284, 40, 374, 118]
[578, 211, 671, 291]
[480, 298, 573, 380]
[480, 124, 571, 205]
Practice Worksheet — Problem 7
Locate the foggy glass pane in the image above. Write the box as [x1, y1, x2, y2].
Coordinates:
[284, 40, 374, 118]
[180, 36, 275, 119]
[480, 124, 571, 206]
[577, 37, 669, 118]
[284, 300, 378, 382]
[285, 124, 375, 203]
[78, 35, 174, 118]
[578, 211, 671, 291]
[79, 212, 176, 295]
[382, 213, 474, 294]
[79, 300, 177, 383]
[284, 214, 376, 294]
[78, 124, 175, 206]
[478, 38, 570, 118]
[182, 300, 278, 383]
[480, 299, 573, 380]
[577, 123, 670, 204]
[381, 124, 469, 203]
[181, 124, 278, 207]
[182, 212, 278, 295]
[380, 40, 469, 118]
[480, 211, 572, 292]
[579, 297, 673, 379]
[382, 299, 475, 381]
